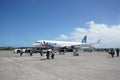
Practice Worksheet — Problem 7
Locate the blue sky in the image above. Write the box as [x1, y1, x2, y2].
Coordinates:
[0, 0, 120, 47]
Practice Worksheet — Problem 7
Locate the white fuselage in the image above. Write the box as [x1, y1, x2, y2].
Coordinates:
[33, 40, 87, 48]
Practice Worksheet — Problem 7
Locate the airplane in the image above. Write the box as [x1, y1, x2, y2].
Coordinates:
[32, 35, 100, 50]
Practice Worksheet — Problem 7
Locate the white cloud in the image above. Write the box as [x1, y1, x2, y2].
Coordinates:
[57, 34, 69, 40]
[58, 21, 120, 48]
[74, 21, 120, 48]
[70, 28, 87, 41]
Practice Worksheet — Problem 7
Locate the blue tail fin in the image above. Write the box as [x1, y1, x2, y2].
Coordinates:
[82, 35, 87, 43]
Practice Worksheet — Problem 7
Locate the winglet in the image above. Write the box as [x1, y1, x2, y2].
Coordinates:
[97, 39, 101, 44]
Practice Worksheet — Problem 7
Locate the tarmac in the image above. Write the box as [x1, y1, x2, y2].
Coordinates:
[0, 50, 120, 80]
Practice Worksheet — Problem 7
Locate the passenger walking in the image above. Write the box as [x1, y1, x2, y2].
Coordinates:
[51, 51, 54, 59]
[39, 48, 43, 56]
[46, 48, 52, 59]
[29, 49, 33, 56]
[116, 48, 119, 57]
[46, 49, 50, 59]
[20, 49, 23, 57]
[110, 48, 115, 58]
